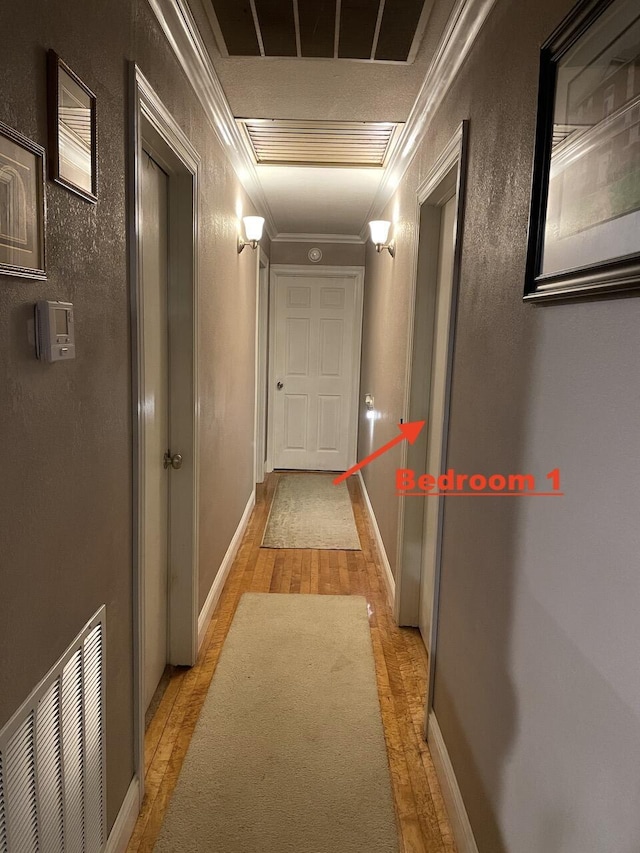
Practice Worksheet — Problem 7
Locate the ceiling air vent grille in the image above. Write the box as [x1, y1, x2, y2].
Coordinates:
[238, 119, 400, 167]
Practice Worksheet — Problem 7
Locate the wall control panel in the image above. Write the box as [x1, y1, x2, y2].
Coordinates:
[35, 300, 75, 362]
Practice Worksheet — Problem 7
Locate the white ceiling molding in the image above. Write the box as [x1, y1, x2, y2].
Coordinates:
[147, 0, 278, 238]
[360, 0, 498, 238]
[272, 233, 365, 244]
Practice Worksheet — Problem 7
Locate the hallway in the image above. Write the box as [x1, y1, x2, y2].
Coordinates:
[3, 0, 640, 851]
[127, 474, 456, 853]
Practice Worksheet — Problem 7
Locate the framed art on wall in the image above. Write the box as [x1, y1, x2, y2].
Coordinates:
[0, 121, 46, 280]
[525, 0, 640, 302]
[48, 50, 97, 203]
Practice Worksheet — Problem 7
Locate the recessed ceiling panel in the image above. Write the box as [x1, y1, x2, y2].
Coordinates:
[254, 0, 297, 56]
[338, 0, 379, 60]
[298, 0, 336, 58]
[208, 0, 431, 62]
[239, 118, 400, 167]
[375, 0, 426, 61]
[211, 0, 260, 56]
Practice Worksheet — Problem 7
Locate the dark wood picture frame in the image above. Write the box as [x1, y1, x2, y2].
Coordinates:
[524, 0, 640, 303]
[0, 120, 47, 280]
[47, 50, 97, 203]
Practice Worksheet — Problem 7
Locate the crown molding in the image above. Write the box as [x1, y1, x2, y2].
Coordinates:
[272, 233, 366, 245]
[147, 0, 278, 238]
[361, 0, 498, 238]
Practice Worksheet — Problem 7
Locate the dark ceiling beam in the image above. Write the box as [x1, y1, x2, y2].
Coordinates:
[298, 0, 336, 58]
[375, 0, 427, 61]
[338, 0, 380, 60]
[210, 0, 261, 56]
[253, 0, 298, 57]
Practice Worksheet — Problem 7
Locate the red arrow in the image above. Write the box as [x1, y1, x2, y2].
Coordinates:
[333, 421, 426, 485]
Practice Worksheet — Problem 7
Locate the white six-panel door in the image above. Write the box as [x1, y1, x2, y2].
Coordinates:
[269, 265, 364, 472]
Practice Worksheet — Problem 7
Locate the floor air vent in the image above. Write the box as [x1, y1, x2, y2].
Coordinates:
[0, 607, 106, 853]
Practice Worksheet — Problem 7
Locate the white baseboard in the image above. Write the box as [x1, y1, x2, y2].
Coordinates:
[105, 775, 140, 853]
[197, 490, 255, 650]
[356, 471, 395, 607]
[427, 712, 479, 853]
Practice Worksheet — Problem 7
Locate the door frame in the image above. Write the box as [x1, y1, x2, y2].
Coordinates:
[266, 264, 364, 473]
[394, 122, 468, 639]
[254, 248, 269, 484]
[129, 64, 201, 797]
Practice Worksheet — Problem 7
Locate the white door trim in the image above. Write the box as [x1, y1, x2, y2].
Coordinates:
[255, 248, 269, 484]
[394, 122, 468, 634]
[266, 264, 364, 472]
[130, 64, 201, 801]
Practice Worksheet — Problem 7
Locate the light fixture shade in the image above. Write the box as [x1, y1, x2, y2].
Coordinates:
[243, 216, 265, 242]
[368, 220, 391, 245]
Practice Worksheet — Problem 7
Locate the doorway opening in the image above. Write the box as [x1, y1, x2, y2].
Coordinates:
[140, 149, 170, 714]
[130, 65, 201, 799]
[395, 123, 468, 655]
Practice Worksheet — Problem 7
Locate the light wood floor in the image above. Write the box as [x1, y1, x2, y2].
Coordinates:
[126, 473, 457, 853]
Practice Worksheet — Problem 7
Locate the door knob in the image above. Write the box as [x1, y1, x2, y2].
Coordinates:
[277, 381, 284, 390]
[163, 451, 183, 470]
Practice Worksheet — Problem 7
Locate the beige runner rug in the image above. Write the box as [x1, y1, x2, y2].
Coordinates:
[262, 473, 361, 549]
[154, 593, 399, 852]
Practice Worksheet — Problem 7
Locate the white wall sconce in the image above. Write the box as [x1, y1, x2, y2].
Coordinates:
[238, 216, 265, 253]
[368, 220, 395, 257]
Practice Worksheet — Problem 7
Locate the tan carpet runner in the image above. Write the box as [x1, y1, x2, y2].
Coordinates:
[261, 473, 361, 549]
[154, 593, 399, 852]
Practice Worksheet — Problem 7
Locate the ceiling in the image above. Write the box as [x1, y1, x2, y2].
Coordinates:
[257, 166, 384, 234]
[208, 0, 430, 62]
[188, 0, 458, 238]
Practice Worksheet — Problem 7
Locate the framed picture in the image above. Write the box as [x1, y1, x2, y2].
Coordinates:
[525, 0, 640, 302]
[47, 50, 97, 203]
[0, 121, 46, 280]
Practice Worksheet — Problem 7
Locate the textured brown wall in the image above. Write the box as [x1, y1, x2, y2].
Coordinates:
[0, 0, 263, 830]
[270, 241, 365, 267]
[360, 0, 640, 851]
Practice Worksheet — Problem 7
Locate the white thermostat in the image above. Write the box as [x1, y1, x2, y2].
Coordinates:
[35, 300, 75, 362]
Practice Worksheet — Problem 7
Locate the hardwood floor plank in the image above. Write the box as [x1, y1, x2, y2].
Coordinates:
[328, 549, 340, 594]
[279, 548, 294, 593]
[299, 550, 312, 593]
[319, 550, 331, 594]
[290, 548, 302, 593]
[269, 550, 283, 592]
[338, 550, 350, 594]
[144, 669, 185, 776]
[310, 549, 320, 593]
